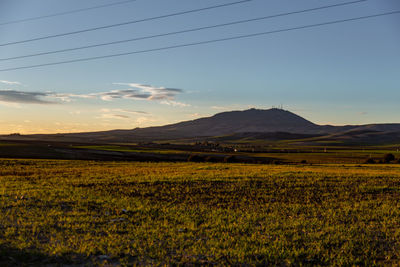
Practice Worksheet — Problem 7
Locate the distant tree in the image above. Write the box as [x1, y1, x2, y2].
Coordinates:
[187, 154, 204, 162]
[383, 153, 395, 163]
[205, 156, 221, 163]
[272, 160, 282, 165]
[364, 158, 375, 164]
[224, 155, 238, 163]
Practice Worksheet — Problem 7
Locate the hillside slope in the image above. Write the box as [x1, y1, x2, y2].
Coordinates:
[2, 108, 400, 144]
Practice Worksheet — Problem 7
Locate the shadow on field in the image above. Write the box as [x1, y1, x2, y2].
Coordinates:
[0, 245, 46, 266]
[0, 244, 82, 266]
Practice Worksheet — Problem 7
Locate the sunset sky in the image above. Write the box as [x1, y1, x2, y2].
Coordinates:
[0, 0, 399, 134]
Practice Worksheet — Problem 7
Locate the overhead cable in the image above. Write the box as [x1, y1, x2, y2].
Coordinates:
[0, 0, 139, 26]
[1, 10, 398, 72]
[0, 0, 252, 47]
[0, 0, 367, 61]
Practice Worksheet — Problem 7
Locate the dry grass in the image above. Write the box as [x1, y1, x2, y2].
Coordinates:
[0, 159, 399, 265]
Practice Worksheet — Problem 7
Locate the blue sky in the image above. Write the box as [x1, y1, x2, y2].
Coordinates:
[0, 0, 399, 134]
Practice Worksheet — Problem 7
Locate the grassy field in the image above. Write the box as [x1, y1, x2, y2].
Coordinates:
[249, 150, 400, 164]
[1, 159, 400, 265]
[74, 145, 187, 155]
[1, 140, 399, 164]
[71, 143, 400, 164]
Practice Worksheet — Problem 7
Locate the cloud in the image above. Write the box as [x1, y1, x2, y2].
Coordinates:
[111, 114, 130, 119]
[48, 92, 97, 103]
[136, 116, 156, 125]
[98, 114, 130, 120]
[98, 108, 150, 121]
[97, 108, 157, 124]
[160, 100, 190, 107]
[189, 113, 202, 118]
[211, 105, 229, 110]
[0, 90, 56, 104]
[100, 108, 148, 115]
[98, 89, 151, 101]
[0, 101, 23, 108]
[0, 89, 91, 105]
[111, 83, 184, 101]
[0, 80, 21, 85]
[210, 104, 248, 111]
[0, 82, 189, 107]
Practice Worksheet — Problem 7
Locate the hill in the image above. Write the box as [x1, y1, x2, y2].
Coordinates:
[1, 108, 400, 145]
[128, 108, 322, 139]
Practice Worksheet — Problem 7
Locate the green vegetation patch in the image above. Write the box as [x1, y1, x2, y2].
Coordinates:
[0, 160, 400, 265]
[0, 142, 26, 147]
[74, 145, 185, 155]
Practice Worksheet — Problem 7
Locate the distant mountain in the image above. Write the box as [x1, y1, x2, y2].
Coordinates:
[2, 108, 400, 144]
[130, 108, 322, 138]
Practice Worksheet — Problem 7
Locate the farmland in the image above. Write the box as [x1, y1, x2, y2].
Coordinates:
[1, 139, 400, 164]
[1, 159, 399, 265]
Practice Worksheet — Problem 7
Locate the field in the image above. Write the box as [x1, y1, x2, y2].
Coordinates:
[1, 139, 400, 167]
[1, 159, 400, 265]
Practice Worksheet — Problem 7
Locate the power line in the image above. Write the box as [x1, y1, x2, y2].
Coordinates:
[0, 0, 139, 26]
[0, 0, 252, 47]
[0, 0, 367, 62]
[1, 10, 398, 72]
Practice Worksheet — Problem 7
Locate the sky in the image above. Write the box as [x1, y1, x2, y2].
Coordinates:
[0, 0, 399, 134]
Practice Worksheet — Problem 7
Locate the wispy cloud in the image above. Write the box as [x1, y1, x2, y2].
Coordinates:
[0, 89, 90, 105]
[100, 108, 148, 115]
[211, 105, 229, 110]
[98, 114, 130, 120]
[0, 82, 189, 107]
[135, 116, 155, 125]
[50, 93, 96, 102]
[97, 89, 149, 101]
[96, 107, 157, 125]
[0, 80, 21, 85]
[51, 83, 187, 105]
[160, 100, 190, 107]
[189, 113, 202, 118]
[210, 104, 251, 111]
[110, 83, 186, 102]
[98, 108, 151, 121]
[0, 90, 56, 104]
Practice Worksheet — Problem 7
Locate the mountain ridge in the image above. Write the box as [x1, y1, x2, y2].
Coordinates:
[2, 108, 400, 144]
